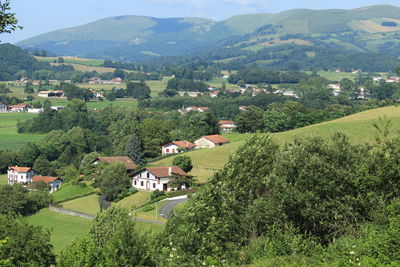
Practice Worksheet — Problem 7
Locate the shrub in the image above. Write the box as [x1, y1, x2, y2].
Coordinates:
[142, 204, 155, 212]
[150, 189, 165, 200]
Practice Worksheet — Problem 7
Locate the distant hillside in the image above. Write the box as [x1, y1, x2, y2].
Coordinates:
[17, 5, 400, 68]
[0, 44, 50, 80]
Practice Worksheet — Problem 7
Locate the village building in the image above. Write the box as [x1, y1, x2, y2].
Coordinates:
[385, 77, 400, 83]
[91, 156, 137, 175]
[178, 106, 210, 114]
[219, 120, 236, 132]
[8, 103, 29, 112]
[32, 176, 63, 192]
[91, 91, 104, 98]
[209, 91, 219, 97]
[239, 106, 247, 111]
[194, 134, 230, 149]
[274, 90, 299, 98]
[38, 90, 64, 98]
[356, 88, 367, 100]
[132, 166, 188, 191]
[50, 106, 65, 111]
[178, 91, 204, 97]
[328, 84, 342, 96]
[89, 77, 102, 84]
[162, 140, 196, 155]
[27, 108, 44, 113]
[7, 166, 35, 185]
[0, 103, 8, 113]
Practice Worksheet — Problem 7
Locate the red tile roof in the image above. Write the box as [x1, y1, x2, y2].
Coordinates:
[219, 120, 235, 125]
[95, 156, 137, 170]
[146, 166, 187, 178]
[163, 140, 196, 149]
[33, 176, 60, 183]
[197, 107, 209, 111]
[202, 134, 230, 144]
[9, 166, 32, 172]
[9, 103, 29, 108]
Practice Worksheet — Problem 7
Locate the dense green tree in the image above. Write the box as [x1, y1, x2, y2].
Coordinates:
[97, 162, 130, 201]
[124, 133, 145, 165]
[60, 207, 154, 266]
[263, 108, 291, 133]
[172, 155, 193, 173]
[33, 155, 54, 176]
[235, 106, 264, 133]
[126, 82, 150, 99]
[24, 81, 34, 94]
[140, 118, 171, 158]
[0, 215, 55, 266]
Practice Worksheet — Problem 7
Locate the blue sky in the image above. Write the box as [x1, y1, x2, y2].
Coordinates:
[1, 0, 399, 43]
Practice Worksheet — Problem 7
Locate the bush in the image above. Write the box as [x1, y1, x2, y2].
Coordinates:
[150, 189, 165, 200]
[129, 187, 139, 195]
[142, 204, 155, 212]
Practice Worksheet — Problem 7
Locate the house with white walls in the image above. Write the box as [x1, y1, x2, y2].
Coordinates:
[161, 140, 196, 155]
[32, 176, 63, 192]
[131, 166, 187, 191]
[7, 166, 35, 185]
[194, 134, 230, 149]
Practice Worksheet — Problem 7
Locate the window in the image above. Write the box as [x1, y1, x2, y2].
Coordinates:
[153, 183, 156, 188]
[147, 173, 150, 178]
[134, 180, 137, 185]
[166, 149, 169, 153]
[140, 181, 144, 186]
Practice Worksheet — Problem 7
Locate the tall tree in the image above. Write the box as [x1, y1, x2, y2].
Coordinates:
[124, 133, 145, 165]
[173, 155, 193, 173]
[97, 162, 130, 201]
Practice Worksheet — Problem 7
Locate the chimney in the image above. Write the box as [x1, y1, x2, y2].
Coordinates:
[168, 167, 172, 175]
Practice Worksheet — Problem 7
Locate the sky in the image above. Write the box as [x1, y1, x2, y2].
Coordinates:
[1, 0, 400, 43]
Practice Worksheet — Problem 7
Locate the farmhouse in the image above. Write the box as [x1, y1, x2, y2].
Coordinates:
[92, 156, 137, 174]
[0, 103, 7, 112]
[219, 120, 236, 132]
[194, 134, 230, 148]
[162, 140, 196, 155]
[7, 166, 35, 185]
[239, 106, 247, 111]
[178, 106, 210, 114]
[32, 176, 63, 192]
[37, 90, 64, 98]
[132, 166, 187, 191]
[178, 91, 204, 97]
[8, 103, 29, 112]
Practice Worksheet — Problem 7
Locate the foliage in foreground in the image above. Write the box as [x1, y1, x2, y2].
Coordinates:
[161, 133, 400, 266]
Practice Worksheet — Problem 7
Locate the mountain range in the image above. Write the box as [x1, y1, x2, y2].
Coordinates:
[17, 5, 400, 68]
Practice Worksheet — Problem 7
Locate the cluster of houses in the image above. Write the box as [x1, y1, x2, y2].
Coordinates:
[0, 102, 65, 113]
[88, 77, 122, 85]
[7, 166, 63, 193]
[7, 135, 231, 193]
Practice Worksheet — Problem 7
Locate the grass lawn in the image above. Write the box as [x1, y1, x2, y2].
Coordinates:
[0, 174, 7, 185]
[48, 99, 138, 110]
[61, 194, 100, 216]
[28, 208, 92, 255]
[134, 202, 167, 223]
[0, 113, 44, 150]
[152, 106, 400, 181]
[134, 220, 165, 234]
[115, 191, 152, 211]
[53, 184, 94, 203]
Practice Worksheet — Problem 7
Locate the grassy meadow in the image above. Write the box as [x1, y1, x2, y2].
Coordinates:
[115, 190, 152, 211]
[0, 113, 44, 151]
[52, 184, 95, 203]
[28, 208, 92, 255]
[0, 174, 7, 185]
[152, 106, 400, 181]
[61, 194, 101, 216]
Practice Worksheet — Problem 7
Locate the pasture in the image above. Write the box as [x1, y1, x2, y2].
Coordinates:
[0, 113, 44, 151]
[0, 174, 7, 185]
[61, 194, 101, 216]
[115, 190, 152, 211]
[52, 184, 95, 203]
[28, 208, 92, 255]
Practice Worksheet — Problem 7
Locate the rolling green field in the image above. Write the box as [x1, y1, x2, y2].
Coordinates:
[115, 191, 152, 211]
[35, 56, 104, 67]
[153, 106, 400, 181]
[28, 208, 92, 255]
[61, 194, 100, 216]
[52, 184, 95, 203]
[0, 113, 44, 151]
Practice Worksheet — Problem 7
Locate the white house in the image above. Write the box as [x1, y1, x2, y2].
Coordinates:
[219, 120, 236, 132]
[32, 176, 63, 192]
[178, 106, 210, 114]
[162, 140, 196, 155]
[194, 134, 230, 149]
[37, 90, 64, 98]
[0, 103, 7, 113]
[8, 103, 29, 112]
[132, 166, 188, 191]
[7, 166, 35, 185]
[27, 108, 43, 113]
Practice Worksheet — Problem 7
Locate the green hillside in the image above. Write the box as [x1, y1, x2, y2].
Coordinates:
[152, 106, 400, 182]
[17, 5, 400, 63]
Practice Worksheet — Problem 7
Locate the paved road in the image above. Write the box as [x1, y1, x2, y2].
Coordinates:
[159, 198, 188, 219]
